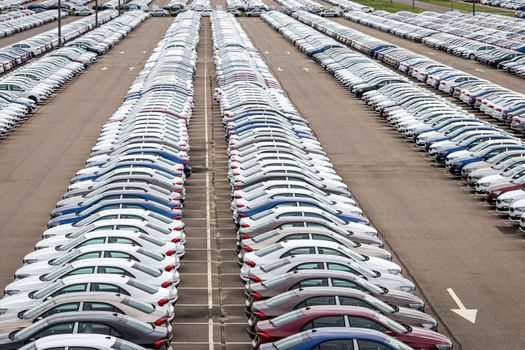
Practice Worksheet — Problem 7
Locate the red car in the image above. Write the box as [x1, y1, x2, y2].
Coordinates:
[486, 180, 525, 203]
[253, 305, 452, 350]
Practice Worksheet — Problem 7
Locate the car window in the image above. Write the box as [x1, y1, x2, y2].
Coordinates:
[331, 279, 365, 291]
[90, 283, 130, 295]
[294, 296, 336, 309]
[327, 263, 359, 276]
[281, 247, 315, 258]
[318, 247, 346, 257]
[357, 340, 390, 350]
[39, 303, 80, 319]
[311, 234, 337, 242]
[75, 252, 102, 260]
[316, 339, 354, 350]
[65, 267, 96, 277]
[52, 284, 87, 297]
[107, 237, 135, 244]
[348, 316, 387, 333]
[78, 322, 117, 336]
[290, 278, 329, 290]
[339, 297, 373, 309]
[78, 238, 106, 247]
[104, 251, 137, 260]
[97, 266, 134, 277]
[83, 302, 123, 313]
[301, 315, 346, 331]
[279, 233, 310, 241]
[290, 262, 323, 271]
[35, 323, 75, 339]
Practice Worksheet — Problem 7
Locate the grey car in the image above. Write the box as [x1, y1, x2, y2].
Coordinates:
[244, 270, 424, 311]
[248, 287, 437, 333]
[0, 292, 173, 339]
[0, 312, 171, 349]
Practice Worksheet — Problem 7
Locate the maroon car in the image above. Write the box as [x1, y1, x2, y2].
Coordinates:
[253, 305, 452, 350]
[486, 179, 525, 203]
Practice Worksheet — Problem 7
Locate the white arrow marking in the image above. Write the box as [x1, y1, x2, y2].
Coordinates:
[303, 67, 309, 72]
[101, 66, 108, 71]
[475, 68, 485, 73]
[264, 51, 269, 54]
[427, 51, 436, 55]
[447, 288, 477, 324]
[277, 67, 283, 71]
[129, 66, 135, 71]
[285, 51, 290, 54]
[142, 50, 147, 54]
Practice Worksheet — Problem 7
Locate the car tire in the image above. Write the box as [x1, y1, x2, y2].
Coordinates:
[469, 54, 475, 60]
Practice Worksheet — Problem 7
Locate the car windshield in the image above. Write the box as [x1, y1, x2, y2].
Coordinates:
[269, 310, 304, 327]
[127, 279, 157, 294]
[251, 230, 279, 243]
[263, 291, 296, 307]
[260, 274, 289, 288]
[112, 339, 149, 350]
[44, 265, 72, 281]
[254, 243, 283, 257]
[133, 262, 162, 277]
[261, 258, 290, 272]
[137, 248, 163, 261]
[13, 319, 49, 340]
[122, 297, 155, 313]
[52, 250, 80, 265]
[272, 332, 310, 350]
[374, 313, 408, 333]
[363, 294, 395, 313]
[32, 281, 64, 299]
[125, 317, 154, 333]
[22, 299, 55, 319]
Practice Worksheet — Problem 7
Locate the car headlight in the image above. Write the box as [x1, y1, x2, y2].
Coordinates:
[365, 231, 378, 237]
[421, 322, 436, 330]
[400, 285, 414, 293]
[23, 259, 38, 264]
[435, 344, 452, 350]
[387, 269, 401, 275]
[5, 290, 19, 296]
[15, 274, 29, 279]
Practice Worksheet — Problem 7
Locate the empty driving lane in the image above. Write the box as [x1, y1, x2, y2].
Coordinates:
[0, 16, 173, 291]
[171, 18, 251, 350]
[315, 12, 525, 93]
[239, 17, 525, 350]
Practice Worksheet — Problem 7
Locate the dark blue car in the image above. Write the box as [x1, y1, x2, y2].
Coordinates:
[448, 145, 525, 176]
[259, 328, 414, 350]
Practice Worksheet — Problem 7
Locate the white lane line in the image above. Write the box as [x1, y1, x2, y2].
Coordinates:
[129, 67, 135, 71]
[203, 21, 214, 350]
[277, 67, 283, 71]
[142, 50, 147, 54]
[264, 50, 269, 54]
[285, 51, 290, 54]
[427, 52, 436, 55]
[475, 68, 485, 73]
[101, 66, 108, 71]
[119, 51, 125, 54]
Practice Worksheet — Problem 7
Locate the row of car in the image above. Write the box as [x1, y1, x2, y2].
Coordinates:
[275, 0, 324, 13]
[287, 11, 525, 135]
[474, 0, 525, 10]
[0, 10, 66, 39]
[265, 11, 525, 233]
[0, 10, 117, 75]
[343, 10, 525, 78]
[0, 0, 32, 11]
[0, 9, 202, 349]
[0, 11, 148, 139]
[211, 9, 453, 350]
[322, 0, 373, 13]
[0, 9, 34, 22]
[226, 0, 269, 16]
[28, 0, 92, 11]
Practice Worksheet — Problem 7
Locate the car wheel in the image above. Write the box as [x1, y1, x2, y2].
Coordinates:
[469, 54, 475, 60]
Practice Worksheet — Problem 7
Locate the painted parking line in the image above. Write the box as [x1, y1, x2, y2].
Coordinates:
[475, 68, 485, 73]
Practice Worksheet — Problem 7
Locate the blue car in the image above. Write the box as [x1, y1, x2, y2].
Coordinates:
[424, 126, 499, 151]
[259, 328, 414, 350]
[50, 194, 181, 218]
[237, 199, 367, 224]
[435, 135, 515, 164]
[448, 145, 525, 176]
